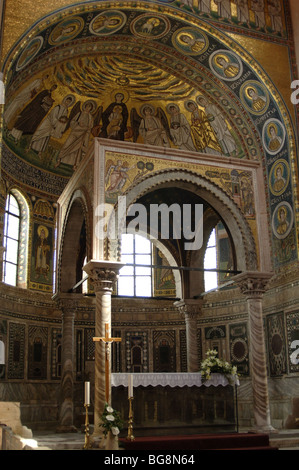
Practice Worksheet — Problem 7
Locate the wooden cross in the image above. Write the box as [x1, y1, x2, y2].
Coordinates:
[93, 323, 122, 403]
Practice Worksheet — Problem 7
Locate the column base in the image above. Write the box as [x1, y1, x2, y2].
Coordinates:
[56, 425, 78, 433]
[89, 433, 105, 449]
[252, 424, 278, 434]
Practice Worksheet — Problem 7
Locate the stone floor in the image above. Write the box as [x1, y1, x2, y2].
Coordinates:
[26, 429, 299, 450]
[28, 430, 87, 450]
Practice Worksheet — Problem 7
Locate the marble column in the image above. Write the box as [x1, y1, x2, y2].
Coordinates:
[175, 299, 202, 372]
[54, 293, 80, 433]
[0, 201, 6, 281]
[83, 260, 123, 439]
[0, 247, 5, 281]
[234, 271, 275, 432]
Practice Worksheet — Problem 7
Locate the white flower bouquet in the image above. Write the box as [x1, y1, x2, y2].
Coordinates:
[101, 403, 124, 437]
[200, 349, 238, 382]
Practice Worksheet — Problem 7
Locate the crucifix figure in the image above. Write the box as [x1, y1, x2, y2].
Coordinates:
[93, 323, 122, 403]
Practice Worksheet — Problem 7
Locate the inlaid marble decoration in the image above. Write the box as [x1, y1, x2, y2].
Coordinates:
[28, 325, 48, 379]
[85, 328, 96, 361]
[1, 1, 297, 269]
[229, 323, 250, 376]
[205, 325, 226, 340]
[286, 311, 299, 373]
[266, 312, 287, 377]
[51, 328, 62, 380]
[153, 330, 176, 372]
[8, 322, 25, 379]
[179, 329, 187, 372]
[0, 320, 7, 380]
[112, 329, 122, 373]
[125, 331, 149, 373]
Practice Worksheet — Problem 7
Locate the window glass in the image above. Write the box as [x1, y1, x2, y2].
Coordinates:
[4, 263, 17, 286]
[5, 238, 19, 264]
[135, 266, 151, 276]
[121, 233, 134, 254]
[118, 276, 134, 296]
[120, 254, 134, 264]
[6, 195, 19, 216]
[3, 194, 20, 286]
[135, 234, 151, 253]
[135, 276, 151, 297]
[6, 215, 19, 239]
[135, 254, 151, 266]
[118, 233, 152, 297]
[204, 228, 218, 292]
[119, 265, 134, 276]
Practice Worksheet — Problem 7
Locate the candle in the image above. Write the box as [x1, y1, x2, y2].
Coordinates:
[128, 374, 133, 398]
[85, 381, 90, 405]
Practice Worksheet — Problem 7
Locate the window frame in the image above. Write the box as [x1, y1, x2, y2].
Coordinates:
[2, 190, 29, 288]
[3, 193, 21, 286]
[118, 233, 153, 298]
[204, 227, 218, 292]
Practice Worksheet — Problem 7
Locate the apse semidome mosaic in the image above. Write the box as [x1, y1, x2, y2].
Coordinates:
[1, 1, 297, 268]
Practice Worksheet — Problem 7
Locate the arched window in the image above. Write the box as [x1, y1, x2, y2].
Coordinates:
[3, 193, 20, 286]
[82, 256, 88, 294]
[3, 191, 29, 287]
[204, 228, 218, 292]
[118, 233, 152, 297]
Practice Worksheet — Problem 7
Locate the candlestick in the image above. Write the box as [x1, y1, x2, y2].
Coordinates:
[83, 404, 91, 449]
[128, 374, 133, 398]
[85, 381, 90, 406]
[126, 397, 135, 441]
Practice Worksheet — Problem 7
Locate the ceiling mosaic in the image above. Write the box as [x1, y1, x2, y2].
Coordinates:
[2, 3, 292, 176]
[1, 1, 297, 268]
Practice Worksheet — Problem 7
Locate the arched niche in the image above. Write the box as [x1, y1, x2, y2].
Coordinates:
[56, 188, 92, 293]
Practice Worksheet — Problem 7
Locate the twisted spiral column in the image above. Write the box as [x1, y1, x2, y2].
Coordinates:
[0, 200, 6, 281]
[175, 299, 202, 372]
[83, 260, 123, 438]
[234, 271, 275, 432]
[55, 294, 79, 433]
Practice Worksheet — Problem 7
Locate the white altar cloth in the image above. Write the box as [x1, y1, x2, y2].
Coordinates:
[111, 373, 239, 388]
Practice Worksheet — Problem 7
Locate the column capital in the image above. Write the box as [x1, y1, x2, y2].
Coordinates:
[174, 299, 203, 319]
[52, 292, 83, 312]
[83, 260, 124, 293]
[234, 271, 273, 299]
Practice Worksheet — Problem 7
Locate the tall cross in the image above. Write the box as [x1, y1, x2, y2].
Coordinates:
[93, 323, 122, 403]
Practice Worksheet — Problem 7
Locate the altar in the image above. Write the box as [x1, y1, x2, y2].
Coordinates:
[111, 373, 239, 436]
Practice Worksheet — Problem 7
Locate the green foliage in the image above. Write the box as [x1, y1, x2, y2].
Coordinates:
[101, 403, 124, 437]
[200, 349, 238, 382]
